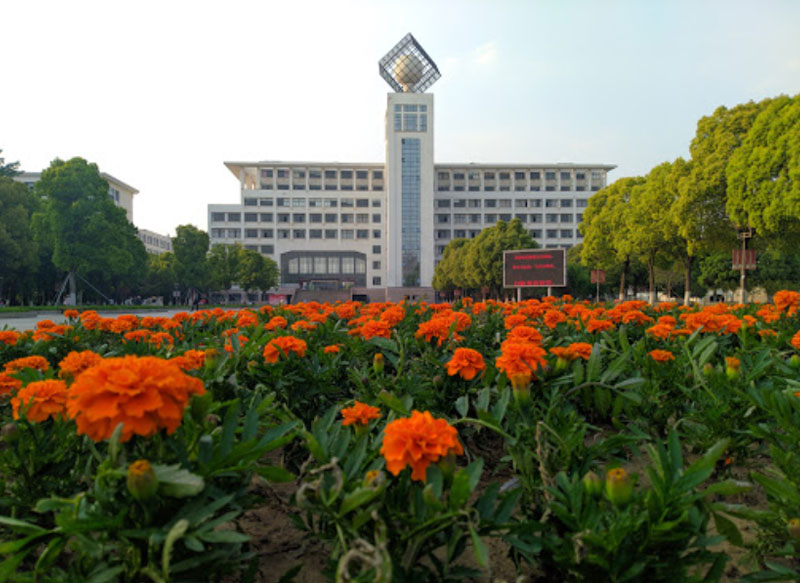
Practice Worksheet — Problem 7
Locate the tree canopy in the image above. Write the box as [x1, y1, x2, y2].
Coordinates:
[0, 177, 39, 300]
[172, 224, 210, 292]
[0, 149, 21, 177]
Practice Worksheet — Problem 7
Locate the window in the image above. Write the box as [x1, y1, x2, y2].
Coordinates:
[371, 199, 381, 207]
[372, 213, 381, 223]
[453, 199, 466, 208]
[261, 229, 273, 238]
[530, 229, 542, 238]
[309, 198, 322, 207]
[341, 198, 354, 208]
[341, 213, 353, 223]
[454, 230, 466, 238]
[372, 277, 381, 286]
[261, 169, 273, 178]
[325, 213, 337, 223]
[576, 200, 588, 208]
[576, 213, 583, 223]
[576, 172, 585, 180]
[485, 199, 496, 208]
[211, 228, 224, 238]
[485, 214, 497, 223]
[260, 213, 273, 222]
[293, 213, 305, 222]
[325, 170, 337, 179]
[499, 199, 512, 208]
[373, 229, 382, 238]
[454, 214, 467, 224]
[576, 186, 586, 191]
[560, 214, 572, 223]
[324, 198, 337, 208]
[468, 199, 481, 208]
[324, 184, 337, 191]
[531, 214, 543, 223]
[226, 229, 240, 238]
[310, 229, 322, 239]
[341, 229, 354, 239]
[342, 257, 355, 273]
[372, 260, 381, 269]
[309, 170, 322, 179]
[356, 258, 366, 274]
[291, 198, 304, 207]
[341, 170, 353, 179]
[545, 199, 558, 208]
[484, 172, 495, 180]
[244, 213, 258, 222]
[325, 229, 337, 239]
[211, 212, 225, 222]
[313, 256, 326, 272]
[356, 198, 369, 208]
[515, 199, 528, 208]
[356, 170, 368, 179]
[436, 230, 451, 240]
[245, 229, 258, 238]
[278, 229, 290, 239]
[530, 171, 541, 180]
[437, 199, 451, 208]
[277, 184, 289, 190]
[277, 198, 289, 207]
[591, 186, 601, 191]
[514, 171, 525, 180]
[278, 213, 290, 223]
[244, 198, 257, 206]
[227, 213, 241, 222]
[438, 171, 449, 180]
[260, 198, 273, 206]
[561, 229, 573, 238]
[545, 172, 556, 180]
[499, 213, 512, 221]
[310, 213, 322, 223]
[356, 213, 368, 224]
[372, 170, 383, 180]
[328, 256, 339, 272]
[357, 229, 369, 239]
[561, 199, 573, 207]
[294, 229, 306, 238]
[288, 258, 298, 274]
[515, 214, 528, 223]
[546, 229, 558, 238]
[560, 186, 570, 192]
[436, 214, 450, 223]
[470, 214, 481, 223]
[260, 244, 274, 254]
[545, 186, 556, 191]
[277, 169, 289, 178]
[299, 257, 312, 273]
[372, 245, 381, 254]
[499, 172, 510, 180]
[592, 171, 603, 180]
[560, 172, 571, 181]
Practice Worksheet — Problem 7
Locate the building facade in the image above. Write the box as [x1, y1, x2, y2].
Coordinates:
[137, 229, 173, 255]
[207, 34, 615, 297]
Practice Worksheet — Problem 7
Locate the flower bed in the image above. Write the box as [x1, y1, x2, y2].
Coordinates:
[1, 294, 800, 582]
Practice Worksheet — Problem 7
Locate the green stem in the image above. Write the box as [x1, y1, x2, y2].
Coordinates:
[451, 417, 513, 440]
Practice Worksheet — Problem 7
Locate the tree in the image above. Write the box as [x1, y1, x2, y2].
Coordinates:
[208, 243, 243, 291]
[432, 238, 469, 295]
[580, 177, 644, 300]
[726, 94, 800, 247]
[32, 158, 147, 304]
[463, 219, 536, 298]
[238, 249, 279, 292]
[0, 149, 21, 177]
[141, 252, 178, 302]
[698, 252, 739, 294]
[172, 224, 209, 294]
[0, 177, 39, 303]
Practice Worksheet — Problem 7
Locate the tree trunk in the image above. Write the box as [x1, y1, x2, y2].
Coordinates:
[618, 259, 629, 301]
[683, 255, 693, 306]
[648, 253, 656, 306]
[68, 271, 77, 306]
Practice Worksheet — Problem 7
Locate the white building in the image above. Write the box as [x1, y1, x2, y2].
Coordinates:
[208, 34, 615, 300]
[137, 229, 173, 255]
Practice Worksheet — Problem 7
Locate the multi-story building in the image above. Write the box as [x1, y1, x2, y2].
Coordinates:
[137, 229, 173, 255]
[208, 34, 615, 299]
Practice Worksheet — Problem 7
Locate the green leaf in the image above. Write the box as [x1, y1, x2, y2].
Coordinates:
[466, 459, 484, 492]
[751, 472, 800, 505]
[162, 519, 189, 579]
[0, 547, 31, 582]
[84, 565, 126, 583]
[701, 480, 752, 497]
[338, 487, 382, 516]
[469, 525, 489, 569]
[196, 530, 250, 544]
[676, 438, 729, 492]
[491, 387, 511, 424]
[713, 512, 743, 546]
[454, 395, 469, 418]
[475, 388, 490, 412]
[369, 337, 399, 355]
[256, 466, 295, 483]
[377, 390, 409, 416]
[0, 516, 47, 535]
[449, 469, 471, 510]
[154, 465, 205, 498]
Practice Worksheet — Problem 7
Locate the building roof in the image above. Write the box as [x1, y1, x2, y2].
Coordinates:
[101, 172, 139, 195]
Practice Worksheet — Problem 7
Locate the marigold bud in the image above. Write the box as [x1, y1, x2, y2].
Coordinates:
[725, 356, 741, 381]
[703, 362, 715, 377]
[127, 460, 158, 501]
[605, 468, 633, 506]
[788, 518, 800, 541]
[0, 423, 19, 444]
[373, 353, 385, 375]
[789, 355, 800, 370]
[582, 471, 603, 497]
[554, 357, 569, 374]
[510, 373, 532, 405]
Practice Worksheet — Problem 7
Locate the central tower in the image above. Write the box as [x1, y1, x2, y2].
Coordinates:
[379, 34, 440, 289]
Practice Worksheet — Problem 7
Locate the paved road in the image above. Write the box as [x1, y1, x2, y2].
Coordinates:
[0, 309, 188, 332]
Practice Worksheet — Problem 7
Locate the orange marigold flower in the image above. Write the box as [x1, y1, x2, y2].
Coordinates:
[507, 325, 543, 344]
[380, 306, 406, 327]
[504, 314, 528, 330]
[0, 373, 22, 397]
[265, 316, 288, 331]
[341, 401, 381, 427]
[147, 332, 174, 348]
[648, 349, 675, 362]
[791, 330, 800, 351]
[4, 355, 50, 373]
[0, 330, 21, 346]
[63, 309, 79, 319]
[758, 329, 778, 338]
[446, 347, 486, 381]
[621, 310, 654, 326]
[646, 323, 674, 340]
[66, 355, 205, 442]
[357, 319, 393, 340]
[11, 379, 69, 422]
[774, 290, 800, 315]
[586, 318, 615, 333]
[380, 410, 464, 482]
[543, 310, 567, 329]
[323, 344, 341, 354]
[725, 356, 741, 371]
[496, 341, 547, 379]
[124, 329, 152, 343]
[568, 342, 593, 360]
[170, 349, 206, 371]
[291, 320, 317, 332]
[58, 350, 103, 379]
[263, 336, 308, 363]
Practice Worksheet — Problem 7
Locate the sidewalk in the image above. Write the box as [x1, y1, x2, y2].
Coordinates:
[0, 309, 187, 332]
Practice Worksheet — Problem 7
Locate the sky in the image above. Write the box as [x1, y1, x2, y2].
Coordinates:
[3, 0, 799, 237]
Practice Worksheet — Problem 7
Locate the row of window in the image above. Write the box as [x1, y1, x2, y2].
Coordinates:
[435, 198, 588, 209]
[438, 185, 600, 192]
[211, 228, 383, 240]
[241, 197, 382, 208]
[259, 183, 384, 192]
[436, 213, 583, 224]
[435, 229, 580, 241]
[437, 170, 604, 181]
[262, 169, 383, 180]
[212, 212, 383, 225]
[285, 256, 382, 275]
